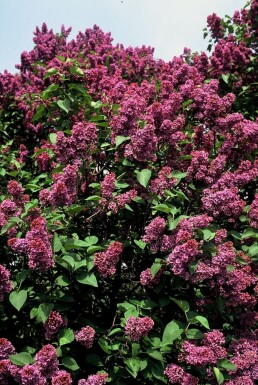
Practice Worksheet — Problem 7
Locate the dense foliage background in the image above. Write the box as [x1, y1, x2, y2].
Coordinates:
[0, 1, 258, 384]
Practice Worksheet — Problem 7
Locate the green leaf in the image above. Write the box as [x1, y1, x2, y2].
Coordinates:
[150, 263, 161, 278]
[65, 239, 89, 250]
[213, 367, 224, 385]
[70, 66, 84, 76]
[115, 135, 130, 147]
[186, 329, 204, 339]
[59, 328, 74, 346]
[31, 104, 45, 122]
[134, 240, 146, 249]
[108, 328, 122, 337]
[37, 303, 54, 323]
[49, 133, 57, 144]
[151, 361, 167, 383]
[117, 302, 135, 311]
[66, 204, 85, 214]
[131, 342, 140, 357]
[170, 171, 187, 179]
[16, 270, 29, 285]
[84, 236, 98, 246]
[73, 259, 87, 271]
[124, 306, 139, 320]
[57, 55, 66, 61]
[226, 265, 235, 272]
[44, 67, 58, 79]
[62, 255, 75, 268]
[221, 73, 230, 84]
[125, 358, 141, 378]
[162, 320, 185, 345]
[136, 169, 152, 188]
[147, 350, 164, 361]
[218, 359, 236, 371]
[69, 83, 86, 94]
[202, 229, 215, 241]
[229, 230, 242, 240]
[76, 272, 98, 287]
[125, 204, 133, 212]
[30, 308, 38, 319]
[195, 316, 210, 329]
[175, 190, 189, 201]
[9, 290, 27, 311]
[216, 297, 226, 313]
[182, 99, 193, 108]
[86, 354, 104, 366]
[248, 243, 258, 258]
[115, 182, 129, 189]
[90, 114, 106, 122]
[172, 298, 190, 313]
[56, 275, 70, 287]
[0, 217, 21, 235]
[9, 352, 33, 366]
[52, 233, 62, 253]
[152, 204, 171, 214]
[98, 337, 112, 354]
[41, 84, 59, 99]
[87, 245, 103, 254]
[242, 229, 257, 239]
[62, 356, 79, 371]
[85, 195, 101, 201]
[168, 215, 189, 231]
[57, 98, 70, 113]
[139, 359, 148, 371]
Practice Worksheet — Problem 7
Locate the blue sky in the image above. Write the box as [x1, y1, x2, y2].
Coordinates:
[0, 0, 246, 73]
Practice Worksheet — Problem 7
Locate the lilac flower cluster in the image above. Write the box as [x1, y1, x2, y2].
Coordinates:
[78, 373, 108, 385]
[0, 338, 15, 359]
[164, 363, 199, 385]
[40, 164, 78, 207]
[8, 216, 54, 271]
[248, 194, 258, 228]
[55, 121, 97, 165]
[100, 172, 116, 206]
[168, 239, 199, 280]
[94, 241, 123, 277]
[0, 265, 12, 302]
[149, 167, 176, 196]
[202, 177, 246, 220]
[229, 337, 258, 382]
[44, 311, 67, 340]
[34, 344, 59, 378]
[20, 364, 46, 385]
[125, 316, 154, 341]
[75, 326, 96, 348]
[140, 267, 163, 288]
[51, 370, 73, 385]
[142, 216, 166, 250]
[179, 330, 227, 365]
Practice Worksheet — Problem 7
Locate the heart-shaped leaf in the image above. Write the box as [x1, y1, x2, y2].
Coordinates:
[9, 290, 27, 311]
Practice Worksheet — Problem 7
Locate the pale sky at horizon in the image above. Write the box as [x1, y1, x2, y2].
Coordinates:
[0, 0, 246, 74]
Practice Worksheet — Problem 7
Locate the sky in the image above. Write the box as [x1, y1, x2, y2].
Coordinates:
[0, 0, 246, 73]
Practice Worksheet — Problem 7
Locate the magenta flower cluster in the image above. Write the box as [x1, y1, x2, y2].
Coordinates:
[125, 316, 154, 341]
[78, 373, 108, 385]
[75, 326, 96, 349]
[8, 216, 54, 271]
[94, 241, 123, 277]
[44, 311, 67, 340]
[164, 363, 199, 385]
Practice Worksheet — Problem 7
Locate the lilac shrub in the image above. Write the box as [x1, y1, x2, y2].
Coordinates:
[0, 1, 258, 384]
